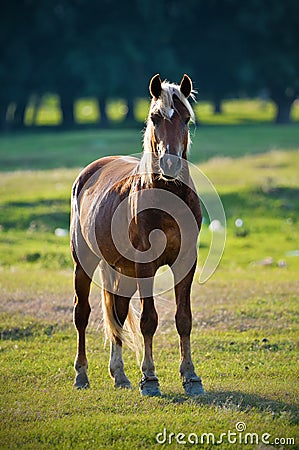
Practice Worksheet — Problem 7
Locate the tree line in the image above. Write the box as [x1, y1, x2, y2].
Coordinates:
[1, 0, 299, 131]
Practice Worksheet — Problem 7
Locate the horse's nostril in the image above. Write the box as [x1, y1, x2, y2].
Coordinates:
[166, 158, 172, 169]
[160, 154, 182, 178]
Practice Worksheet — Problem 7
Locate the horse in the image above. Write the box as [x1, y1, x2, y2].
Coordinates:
[70, 74, 204, 396]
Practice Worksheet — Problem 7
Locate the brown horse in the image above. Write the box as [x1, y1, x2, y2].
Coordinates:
[70, 74, 204, 396]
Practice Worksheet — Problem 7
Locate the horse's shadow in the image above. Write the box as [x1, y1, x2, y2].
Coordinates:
[162, 390, 298, 424]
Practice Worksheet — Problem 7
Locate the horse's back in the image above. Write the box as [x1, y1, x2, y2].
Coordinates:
[72, 155, 138, 201]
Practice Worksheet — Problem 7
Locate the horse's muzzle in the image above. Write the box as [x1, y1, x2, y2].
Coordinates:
[160, 154, 182, 179]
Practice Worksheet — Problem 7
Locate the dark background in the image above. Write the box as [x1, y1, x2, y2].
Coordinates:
[1, 0, 298, 130]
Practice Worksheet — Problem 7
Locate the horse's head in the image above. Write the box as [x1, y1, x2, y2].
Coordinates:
[146, 74, 195, 180]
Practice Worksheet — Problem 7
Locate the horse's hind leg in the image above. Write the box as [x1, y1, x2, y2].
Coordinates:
[107, 294, 132, 388]
[102, 276, 137, 389]
[73, 261, 96, 389]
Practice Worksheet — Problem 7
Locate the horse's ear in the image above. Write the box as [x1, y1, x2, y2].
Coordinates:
[180, 74, 193, 98]
[150, 74, 162, 99]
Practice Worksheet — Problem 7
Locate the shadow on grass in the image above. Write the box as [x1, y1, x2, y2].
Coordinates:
[220, 186, 299, 220]
[163, 391, 299, 424]
[0, 198, 69, 230]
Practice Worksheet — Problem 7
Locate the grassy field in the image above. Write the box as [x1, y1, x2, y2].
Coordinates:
[0, 124, 298, 449]
[1, 123, 299, 171]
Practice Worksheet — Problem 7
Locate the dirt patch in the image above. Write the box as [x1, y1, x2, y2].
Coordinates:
[1, 270, 298, 333]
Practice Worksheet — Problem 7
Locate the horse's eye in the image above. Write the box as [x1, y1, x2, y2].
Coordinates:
[184, 117, 190, 124]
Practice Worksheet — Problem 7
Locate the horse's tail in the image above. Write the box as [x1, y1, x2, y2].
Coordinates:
[102, 288, 141, 360]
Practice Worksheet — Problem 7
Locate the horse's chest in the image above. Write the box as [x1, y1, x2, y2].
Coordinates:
[164, 224, 181, 251]
[147, 216, 181, 262]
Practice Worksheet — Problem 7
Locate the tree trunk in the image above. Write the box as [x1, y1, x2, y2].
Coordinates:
[126, 98, 136, 123]
[213, 97, 222, 114]
[60, 95, 75, 128]
[13, 99, 27, 129]
[98, 97, 109, 128]
[0, 101, 9, 131]
[31, 95, 42, 126]
[274, 97, 294, 124]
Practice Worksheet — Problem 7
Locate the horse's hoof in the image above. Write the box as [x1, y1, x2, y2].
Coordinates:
[182, 377, 204, 396]
[139, 376, 161, 397]
[74, 372, 90, 389]
[114, 378, 132, 389]
[111, 369, 132, 389]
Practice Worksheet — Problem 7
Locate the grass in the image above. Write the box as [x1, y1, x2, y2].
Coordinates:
[0, 124, 298, 448]
[1, 124, 299, 171]
[0, 310, 298, 449]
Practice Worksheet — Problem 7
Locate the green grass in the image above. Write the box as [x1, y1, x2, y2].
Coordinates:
[1, 124, 299, 171]
[0, 124, 298, 448]
[0, 311, 298, 449]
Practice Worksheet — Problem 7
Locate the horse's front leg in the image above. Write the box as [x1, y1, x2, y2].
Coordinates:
[173, 262, 204, 396]
[136, 264, 161, 396]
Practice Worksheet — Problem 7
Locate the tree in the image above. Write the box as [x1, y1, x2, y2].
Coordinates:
[238, 0, 299, 123]
[1, 0, 298, 130]
[0, 1, 36, 129]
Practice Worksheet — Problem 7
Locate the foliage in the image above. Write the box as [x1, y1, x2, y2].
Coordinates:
[1, 1, 299, 128]
[237, 0, 299, 123]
